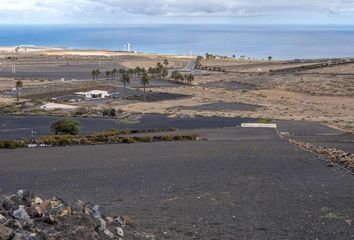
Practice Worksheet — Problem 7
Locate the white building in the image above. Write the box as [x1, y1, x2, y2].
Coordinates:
[75, 90, 110, 99]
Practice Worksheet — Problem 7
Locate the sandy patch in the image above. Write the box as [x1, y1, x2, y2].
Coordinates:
[0, 78, 53, 91]
[118, 84, 354, 132]
[0, 96, 15, 105]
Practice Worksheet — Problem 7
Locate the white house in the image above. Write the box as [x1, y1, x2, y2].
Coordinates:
[75, 90, 110, 99]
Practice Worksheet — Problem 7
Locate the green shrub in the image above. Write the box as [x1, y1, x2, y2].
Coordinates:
[161, 135, 174, 141]
[103, 108, 117, 117]
[135, 136, 153, 142]
[0, 140, 18, 149]
[50, 119, 80, 135]
[122, 137, 136, 144]
[121, 129, 131, 135]
[72, 107, 89, 116]
[257, 118, 272, 124]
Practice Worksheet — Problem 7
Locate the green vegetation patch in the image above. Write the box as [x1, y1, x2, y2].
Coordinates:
[50, 119, 80, 135]
[0, 129, 198, 149]
[256, 118, 273, 124]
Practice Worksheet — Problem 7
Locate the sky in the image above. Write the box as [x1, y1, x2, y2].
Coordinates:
[0, 0, 354, 25]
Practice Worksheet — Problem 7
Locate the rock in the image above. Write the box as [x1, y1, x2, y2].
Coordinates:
[49, 204, 65, 217]
[12, 206, 33, 227]
[33, 197, 43, 205]
[16, 190, 33, 207]
[0, 197, 16, 211]
[50, 198, 62, 209]
[0, 225, 14, 240]
[72, 200, 85, 213]
[103, 229, 115, 239]
[90, 205, 107, 230]
[106, 216, 114, 224]
[42, 212, 55, 224]
[114, 216, 126, 227]
[91, 205, 102, 220]
[116, 227, 124, 237]
[0, 191, 141, 240]
[12, 230, 31, 240]
[0, 214, 7, 225]
[36, 200, 51, 216]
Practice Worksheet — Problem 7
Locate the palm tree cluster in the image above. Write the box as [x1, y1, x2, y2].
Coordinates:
[146, 61, 168, 79]
[105, 68, 119, 80]
[205, 53, 230, 60]
[195, 56, 203, 69]
[119, 68, 151, 101]
[91, 69, 101, 80]
[170, 71, 194, 84]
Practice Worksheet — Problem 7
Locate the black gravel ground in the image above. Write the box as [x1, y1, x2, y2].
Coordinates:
[0, 114, 257, 140]
[0, 128, 353, 239]
[275, 120, 354, 153]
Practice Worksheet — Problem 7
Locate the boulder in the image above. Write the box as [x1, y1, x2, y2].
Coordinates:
[0, 225, 14, 240]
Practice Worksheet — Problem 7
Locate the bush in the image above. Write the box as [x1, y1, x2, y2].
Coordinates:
[257, 118, 272, 124]
[121, 129, 131, 135]
[72, 107, 89, 116]
[50, 119, 80, 135]
[135, 136, 153, 142]
[122, 137, 136, 144]
[0, 140, 18, 149]
[103, 108, 117, 117]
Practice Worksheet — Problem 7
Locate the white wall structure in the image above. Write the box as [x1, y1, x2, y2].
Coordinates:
[75, 90, 110, 99]
[241, 123, 277, 128]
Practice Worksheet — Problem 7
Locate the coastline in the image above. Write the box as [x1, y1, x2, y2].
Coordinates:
[0, 45, 195, 58]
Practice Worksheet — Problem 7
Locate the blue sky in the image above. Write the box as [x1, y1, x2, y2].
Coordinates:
[0, 0, 354, 24]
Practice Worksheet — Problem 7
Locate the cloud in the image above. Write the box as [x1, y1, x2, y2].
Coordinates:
[0, 0, 354, 23]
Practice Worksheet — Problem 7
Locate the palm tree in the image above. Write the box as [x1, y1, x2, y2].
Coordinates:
[163, 58, 169, 67]
[177, 73, 184, 83]
[162, 68, 168, 79]
[140, 72, 150, 101]
[268, 56, 273, 62]
[121, 72, 130, 100]
[112, 68, 118, 80]
[171, 70, 179, 82]
[184, 74, 188, 83]
[95, 69, 101, 80]
[15, 80, 23, 102]
[105, 70, 111, 80]
[187, 74, 194, 83]
[91, 70, 96, 80]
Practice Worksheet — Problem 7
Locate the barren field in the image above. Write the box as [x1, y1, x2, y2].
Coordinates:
[1, 127, 353, 239]
[0, 50, 353, 132]
[0, 49, 353, 240]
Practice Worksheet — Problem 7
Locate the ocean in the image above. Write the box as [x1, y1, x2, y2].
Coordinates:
[0, 24, 353, 60]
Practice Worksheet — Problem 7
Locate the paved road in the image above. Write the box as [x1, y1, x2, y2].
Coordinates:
[184, 60, 196, 72]
[0, 128, 353, 239]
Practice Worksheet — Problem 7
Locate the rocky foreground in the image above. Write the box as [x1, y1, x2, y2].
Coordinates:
[0, 190, 154, 240]
[287, 138, 354, 172]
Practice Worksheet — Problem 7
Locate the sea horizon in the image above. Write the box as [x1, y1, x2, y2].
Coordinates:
[1, 24, 354, 60]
